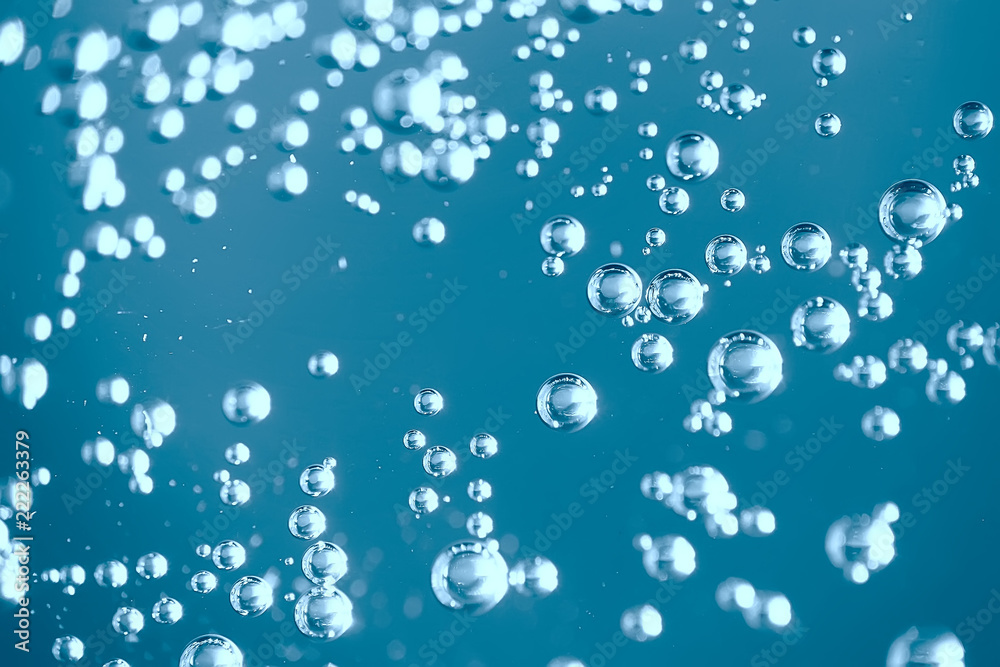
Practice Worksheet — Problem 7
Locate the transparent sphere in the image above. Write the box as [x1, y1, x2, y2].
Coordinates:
[221, 382, 271, 425]
[645, 228, 666, 247]
[587, 263, 642, 316]
[541, 256, 565, 277]
[792, 26, 816, 46]
[790, 297, 851, 352]
[302, 541, 348, 585]
[631, 333, 675, 373]
[780, 222, 832, 271]
[414, 388, 444, 415]
[815, 112, 841, 137]
[470, 433, 499, 459]
[403, 429, 426, 450]
[658, 186, 690, 215]
[294, 586, 354, 639]
[52, 636, 85, 662]
[861, 406, 900, 442]
[152, 597, 183, 624]
[190, 570, 218, 593]
[706, 331, 783, 403]
[883, 244, 923, 280]
[509, 556, 559, 597]
[812, 47, 846, 78]
[230, 576, 274, 617]
[111, 607, 144, 636]
[720, 188, 745, 212]
[705, 235, 747, 275]
[288, 505, 327, 540]
[540, 216, 586, 257]
[878, 179, 949, 245]
[136, 552, 167, 580]
[220, 479, 250, 506]
[307, 351, 339, 377]
[719, 83, 756, 117]
[952, 101, 993, 139]
[179, 634, 244, 667]
[211, 540, 246, 570]
[409, 486, 440, 514]
[887, 627, 965, 667]
[299, 464, 336, 497]
[422, 445, 458, 477]
[430, 541, 510, 615]
[95, 560, 128, 588]
[665, 132, 719, 182]
[646, 269, 704, 324]
[536, 373, 598, 432]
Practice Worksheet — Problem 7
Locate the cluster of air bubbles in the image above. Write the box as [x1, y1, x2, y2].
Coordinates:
[791, 297, 851, 353]
[512, 11, 580, 61]
[640, 466, 739, 538]
[431, 541, 509, 615]
[887, 627, 966, 667]
[888, 338, 929, 374]
[950, 154, 980, 192]
[665, 132, 720, 181]
[539, 215, 585, 276]
[740, 506, 777, 537]
[748, 244, 771, 274]
[620, 604, 663, 642]
[629, 58, 651, 93]
[707, 331, 784, 403]
[339, 105, 384, 154]
[634, 534, 696, 581]
[528, 71, 571, 114]
[812, 47, 847, 86]
[683, 397, 733, 437]
[509, 556, 559, 597]
[716, 578, 794, 631]
[861, 406, 901, 442]
[834, 355, 887, 389]
[925, 359, 967, 405]
[0, 356, 49, 411]
[536, 373, 598, 432]
[343, 189, 380, 215]
[413, 216, 447, 246]
[815, 112, 842, 137]
[826, 502, 900, 584]
[952, 101, 993, 140]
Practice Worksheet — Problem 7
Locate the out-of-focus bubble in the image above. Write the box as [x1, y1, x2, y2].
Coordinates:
[883, 245, 923, 279]
[584, 86, 618, 114]
[886, 627, 966, 667]
[679, 38, 707, 63]
[825, 502, 899, 584]
[620, 604, 662, 642]
[792, 26, 816, 46]
[509, 556, 559, 597]
[222, 382, 271, 425]
[413, 217, 446, 245]
[430, 541, 509, 615]
[861, 406, 900, 441]
[791, 297, 851, 352]
[858, 291, 894, 321]
[638, 534, 696, 580]
[307, 351, 339, 377]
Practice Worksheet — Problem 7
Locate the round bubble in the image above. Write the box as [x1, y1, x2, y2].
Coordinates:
[878, 179, 949, 245]
[288, 505, 326, 539]
[307, 351, 339, 377]
[658, 187, 690, 215]
[414, 388, 444, 415]
[705, 235, 747, 275]
[299, 464, 336, 497]
[815, 112, 841, 137]
[470, 433, 498, 459]
[719, 83, 757, 117]
[372, 68, 441, 131]
[230, 576, 273, 617]
[883, 245, 923, 280]
[631, 333, 674, 373]
[781, 223, 832, 271]
[952, 101, 993, 139]
[409, 486, 440, 514]
[536, 373, 598, 432]
[812, 48, 846, 78]
[542, 256, 565, 277]
[430, 541, 510, 615]
[212, 540, 246, 570]
[422, 445, 457, 477]
[646, 269, 704, 324]
[302, 542, 348, 585]
[112, 607, 144, 636]
[222, 382, 271, 425]
[584, 86, 618, 114]
[403, 429, 426, 450]
[586, 263, 642, 316]
[179, 634, 244, 667]
[792, 26, 816, 46]
[720, 188, 745, 212]
[790, 297, 851, 352]
[509, 556, 559, 597]
[294, 586, 353, 639]
[665, 132, 719, 182]
[152, 597, 183, 624]
[706, 331, 783, 403]
[540, 216, 586, 256]
[861, 406, 900, 442]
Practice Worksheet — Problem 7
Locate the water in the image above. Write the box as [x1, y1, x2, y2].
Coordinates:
[2, 2, 999, 666]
